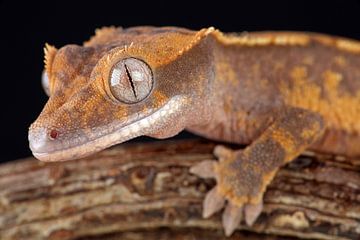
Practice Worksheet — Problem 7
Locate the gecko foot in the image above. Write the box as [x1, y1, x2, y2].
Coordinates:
[190, 145, 265, 236]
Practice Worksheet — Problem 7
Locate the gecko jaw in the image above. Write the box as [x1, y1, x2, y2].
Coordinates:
[29, 95, 187, 162]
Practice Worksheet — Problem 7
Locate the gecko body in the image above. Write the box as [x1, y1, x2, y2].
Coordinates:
[28, 26, 360, 236]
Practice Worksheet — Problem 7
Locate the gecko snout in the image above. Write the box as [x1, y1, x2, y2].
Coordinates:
[28, 127, 63, 160]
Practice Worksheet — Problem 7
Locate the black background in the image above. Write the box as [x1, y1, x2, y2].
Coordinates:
[0, 0, 359, 162]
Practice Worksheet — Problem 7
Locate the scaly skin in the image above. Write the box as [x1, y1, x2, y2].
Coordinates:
[28, 26, 360, 236]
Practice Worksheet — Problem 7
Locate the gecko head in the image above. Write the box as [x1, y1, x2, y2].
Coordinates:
[28, 26, 216, 161]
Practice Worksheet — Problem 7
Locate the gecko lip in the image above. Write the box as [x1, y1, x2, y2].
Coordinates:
[29, 95, 187, 162]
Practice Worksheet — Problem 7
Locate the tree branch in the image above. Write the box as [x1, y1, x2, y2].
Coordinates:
[0, 139, 359, 240]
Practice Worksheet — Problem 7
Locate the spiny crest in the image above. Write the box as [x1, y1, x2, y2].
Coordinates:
[176, 27, 215, 56]
[212, 30, 310, 47]
[44, 43, 57, 75]
[84, 26, 121, 47]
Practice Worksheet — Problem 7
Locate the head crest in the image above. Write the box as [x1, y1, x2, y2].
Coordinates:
[44, 43, 58, 74]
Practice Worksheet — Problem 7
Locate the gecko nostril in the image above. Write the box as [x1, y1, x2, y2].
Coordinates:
[49, 129, 59, 140]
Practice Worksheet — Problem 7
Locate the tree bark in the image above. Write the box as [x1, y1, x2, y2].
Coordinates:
[0, 139, 359, 240]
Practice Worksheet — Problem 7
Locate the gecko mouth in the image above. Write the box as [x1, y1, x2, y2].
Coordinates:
[29, 95, 187, 162]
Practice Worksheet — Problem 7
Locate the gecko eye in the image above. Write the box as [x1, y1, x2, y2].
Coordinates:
[41, 70, 50, 96]
[109, 58, 153, 104]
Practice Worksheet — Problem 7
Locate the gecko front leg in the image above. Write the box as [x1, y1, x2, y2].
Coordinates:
[190, 107, 324, 236]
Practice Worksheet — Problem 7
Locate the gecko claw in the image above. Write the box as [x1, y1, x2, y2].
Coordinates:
[191, 145, 265, 236]
[203, 187, 225, 218]
[222, 202, 243, 236]
[244, 201, 263, 226]
[190, 160, 216, 178]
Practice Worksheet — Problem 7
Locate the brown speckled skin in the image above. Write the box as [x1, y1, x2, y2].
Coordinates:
[189, 31, 360, 156]
[30, 27, 215, 160]
[30, 27, 360, 235]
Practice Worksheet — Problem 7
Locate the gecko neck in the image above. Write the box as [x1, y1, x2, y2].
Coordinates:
[187, 40, 275, 144]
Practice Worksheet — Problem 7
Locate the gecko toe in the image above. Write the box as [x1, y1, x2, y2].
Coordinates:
[203, 186, 225, 218]
[244, 201, 263, 226]
[194, 145, 265, 236]
[213, 145, 234, 161]
[222, 202, 243, 236]
[190, 160, 216, 178]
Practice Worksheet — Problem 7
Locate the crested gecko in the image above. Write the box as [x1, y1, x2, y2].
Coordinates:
[29, 26, 360, 236]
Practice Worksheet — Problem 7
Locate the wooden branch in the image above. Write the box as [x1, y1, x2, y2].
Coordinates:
[0, 139, 359, 240]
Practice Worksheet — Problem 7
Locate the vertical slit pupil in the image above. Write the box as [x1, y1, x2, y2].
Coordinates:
[124, 63, 137, 99]
[110, 58, 153, 103]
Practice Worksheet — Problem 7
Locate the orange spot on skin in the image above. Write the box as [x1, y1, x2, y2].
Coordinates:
[290, 66, 308, 80]
[216, 61, 237, 86]
[301, 121, 321, 140]
[323, 70, 343, 99]
[152, 90, 169, 108]
[280, 67, 360, 133]
[302, 55, 315, 65]
[333, 56, 347, 67]
[271, 128, 296, 157]
[282, 66, 322, 112]
[273, 61, 286, 71]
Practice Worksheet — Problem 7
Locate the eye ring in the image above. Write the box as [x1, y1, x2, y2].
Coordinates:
[108, 58, 153, 104]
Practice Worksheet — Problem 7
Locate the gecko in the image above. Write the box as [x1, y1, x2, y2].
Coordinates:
[28, 26, 360, 236]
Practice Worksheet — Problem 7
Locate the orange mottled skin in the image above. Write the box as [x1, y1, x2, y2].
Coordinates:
[29, 26, 360, 236]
